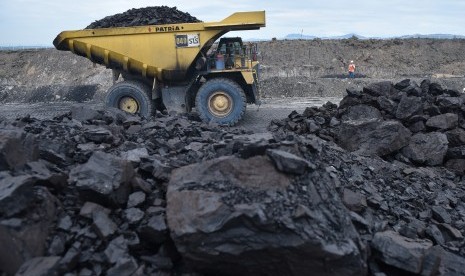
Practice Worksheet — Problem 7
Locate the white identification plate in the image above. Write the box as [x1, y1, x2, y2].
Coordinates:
[175, 34, 200, 48]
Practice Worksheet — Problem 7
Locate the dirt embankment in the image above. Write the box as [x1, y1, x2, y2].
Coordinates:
[1, 39, 465, 103]
[0, 49, 110, 103]
[260, 38, 465, 78]
[259, 38, 465, 98]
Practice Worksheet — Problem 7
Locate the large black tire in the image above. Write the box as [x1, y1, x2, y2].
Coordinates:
[105, 81, 154, 118]
[195, 78, 246, 126]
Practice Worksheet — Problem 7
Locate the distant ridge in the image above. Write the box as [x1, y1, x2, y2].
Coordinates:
[397, 34, 465, 39]
[284, 33, 465, 40]
[285, 33, 318, 40]
[0, 45, 52, 51]
[323, 33, 367, 40]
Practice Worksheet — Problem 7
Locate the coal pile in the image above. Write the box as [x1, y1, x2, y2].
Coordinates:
[85, 6, 201, 29]
[1, 80, 465, 275]
[0, 107, 252, 275]
[270, 79, 465, 175]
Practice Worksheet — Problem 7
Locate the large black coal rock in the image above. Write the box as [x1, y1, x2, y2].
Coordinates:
[371, 230, 432, 273]
[92, 210, 118, 240]
[402, 132, 448, 165]
[340, 104, 383, 121]
[363, 81, 394, 97]
[0, 175, 36, 218]
[0, 186, 58, 275]
[337, 120, 411, 156]
[422, 245, 465, 275]
[167, 155, 366, 275]
[69, 151, 135, 206]
[445, 159, 465, 175]
[395, 95, 423, 120]
[446, 128, 465, 147]
[15, 256, 61, 276]
[394, 79, 422, 96]
[0, 129, 38, 171]
[266, 149, 315, 174]
[425, 113, 458, 130]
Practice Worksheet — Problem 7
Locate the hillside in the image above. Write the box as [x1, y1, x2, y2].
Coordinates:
[260, 38, 465, 78]
[259, 38, 465, 97]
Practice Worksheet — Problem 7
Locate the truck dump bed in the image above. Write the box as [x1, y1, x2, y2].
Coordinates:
[53, 11, 265, 82]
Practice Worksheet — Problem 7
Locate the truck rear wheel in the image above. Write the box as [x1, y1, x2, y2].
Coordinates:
[195, 78, 246, 126]
[105, 81, 154, 118]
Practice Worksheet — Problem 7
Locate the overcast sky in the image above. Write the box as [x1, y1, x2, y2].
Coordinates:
[1, 0, 464, 46]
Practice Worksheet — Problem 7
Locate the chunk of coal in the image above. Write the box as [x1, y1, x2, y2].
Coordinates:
[343, 189, 367, 212]
[47, 235, 65, 255]
[104, 236, 130, 264]
[402, 132, 448, 166]
[120, 148, 149, 163]
[446, 128, 465, 147]
[371, 230, 432, 273]
[337, 120, 411, 156]
[15, 256, 61, 276]
[57, 242, 81, 272]
[0, 129, 38, 171]
[421, 245, 465, 276]
[123, 208, 145, 225]
[0, 175, 35, 217]
[92, 210, 118, 239]
[266, 149, 315, 174]
[69, 151, 134, 207]
[431, 206, 451, 224]
[57, 215, 73, 231]
[137, 214, 168, 245]
[425, 224, 445, 245]
[0, 187, 58, 274]
[79, 202, 111, 219]
[106, 256, 139, 275]
[127, 191, 146, 208]
[83, 126, 114, 144]
[167, 155, 366, 275]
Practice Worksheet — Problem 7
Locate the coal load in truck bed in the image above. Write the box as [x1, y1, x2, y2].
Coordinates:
[85, 6, 201, 29]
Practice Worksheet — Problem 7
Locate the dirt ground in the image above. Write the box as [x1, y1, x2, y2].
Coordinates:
[0, 96, 341, 133]
[0, 38, 464, 124]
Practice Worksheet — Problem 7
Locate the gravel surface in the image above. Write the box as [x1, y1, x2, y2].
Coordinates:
[0, 97, 341, 133]
[236, 97, 341, 132]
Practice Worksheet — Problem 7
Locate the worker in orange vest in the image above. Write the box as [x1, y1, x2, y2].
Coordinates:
[348, 60, 355, 78]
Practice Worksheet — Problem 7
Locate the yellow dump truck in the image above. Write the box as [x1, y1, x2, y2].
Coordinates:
[53, 11, 266, 125]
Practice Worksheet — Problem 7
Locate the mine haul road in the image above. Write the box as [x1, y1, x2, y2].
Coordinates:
[0, 97, 342, 133]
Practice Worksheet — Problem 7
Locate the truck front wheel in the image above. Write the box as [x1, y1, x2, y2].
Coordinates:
[195, 78, 246, 126]
[105, 81, 154, 118]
